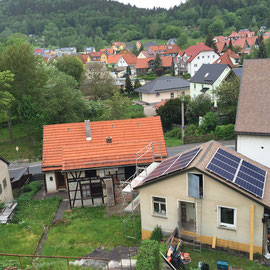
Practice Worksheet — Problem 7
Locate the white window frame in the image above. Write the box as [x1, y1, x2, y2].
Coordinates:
[170, 92, 174, 98]
[217, 205, 237, 230]
[151, 196, 167, 217]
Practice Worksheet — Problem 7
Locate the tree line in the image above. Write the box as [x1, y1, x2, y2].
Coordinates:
[0, 0, 270, 50]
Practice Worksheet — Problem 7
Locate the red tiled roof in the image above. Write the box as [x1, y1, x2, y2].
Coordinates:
[229, 31, 240, 38]
[107, 55, 121, 64]
[182, 43, 214, 63]
[214, 52, 235, 68]
[136, 56, 172, 69]
[150, 45, 181, 54]
[246, 36, 257, 47]
[121, 55, 137, 65]
[226, 49, 240, 59]
[77, 55, 89, 64]
[100, 48, 114, 55]
[230, 38, 247, 49]
[216, 41, 226, 54]
[42, 117, 167, 172]
[153, 99, 168, 109]
[90, 52, 102, 57]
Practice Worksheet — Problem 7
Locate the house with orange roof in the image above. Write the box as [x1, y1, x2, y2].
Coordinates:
[77, 54, 90, 66]
[135, 140, 270, 255]
[42, 117, 167, 207]
[263, 32, 270, 40]
[100, 48, 114, 55]
[150, 44, 181, 57]
[136, 56, 173, 75]
[116, 54, 137, 71]
[107, 54, 121, 69]
[112, 41, 126, 51]
[175, 42, 219, 77]
[214, 49, 240, 68]
[89, 51, 102, 61]
[137, 50, 157, 59]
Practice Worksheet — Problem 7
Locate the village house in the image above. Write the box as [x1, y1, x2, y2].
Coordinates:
[77, 54, 90, 66]
[136, 56, 173, 75]
[134, 140, 270, 256]
[137, 50, 157, 59]
[135, 76, 190, 104]
[235, 59, 270, 168]
[112, 41, 126, 51]
[175, 43, 219, 77]
[0, 156, 13, 203]
[189, 64, 232, 99]
[214, 49, 240, 68]
[107, 55, 121, 69]
[84, 47, 95, 54]
[150, 44, 181, 58]
[42, 117, 167, 208]
[116, 54, 137, 72]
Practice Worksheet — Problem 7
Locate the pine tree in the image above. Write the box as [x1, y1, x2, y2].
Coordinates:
[228, 39, 233, 50]
[258, 39, 267, 59]
[171, 62, 175, 76]
[126, 66, 131, 76]
[134, 78, 142, 89]
[125, 72, 133, 94]
[154, 53, 162, 71]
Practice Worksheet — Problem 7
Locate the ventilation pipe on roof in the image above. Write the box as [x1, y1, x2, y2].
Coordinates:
[85, 120, 91, 141]
[106, 137, 112, 143]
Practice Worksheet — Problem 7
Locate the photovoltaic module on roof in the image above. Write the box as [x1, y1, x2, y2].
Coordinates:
[206, 148, 267, 198]
[143, 147, 201, 182]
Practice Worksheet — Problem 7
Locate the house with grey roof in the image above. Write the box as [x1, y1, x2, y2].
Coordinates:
[189, 64, 232, 99]
[167, 38, 177, 45]
[135, 76, 190, 104]
[235, 59, 270, 168]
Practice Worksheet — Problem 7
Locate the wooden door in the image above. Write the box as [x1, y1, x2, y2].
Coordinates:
[55, 172, 66, 190]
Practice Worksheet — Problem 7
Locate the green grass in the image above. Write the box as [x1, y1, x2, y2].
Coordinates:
[0, 198, 60, 267]
[183, 245, 266, 269]
[0, 123, 39, 160]
[165, 138, 182, 147]
[134, 39, 168, 45]
[42, 207, 141, 257]
[126, 104, 145, 118]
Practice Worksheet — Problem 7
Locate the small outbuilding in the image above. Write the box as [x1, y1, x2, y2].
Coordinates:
[0, 156, 13, 203]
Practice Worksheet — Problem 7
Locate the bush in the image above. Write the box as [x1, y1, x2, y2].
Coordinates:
[199, 111, 219, 134]
[215, 124, 235, 140]
[17, 181, 42, 203]
[136, 240, 161, 270]
[185, 124, 200, 136]
[182, 73, 191, 79]
[165, 127, 182, 139]
[164, 70, 171, 75]
[150, 225, 163, 242]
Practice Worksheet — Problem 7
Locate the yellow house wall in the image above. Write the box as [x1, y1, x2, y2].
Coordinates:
[101, 54, 108, 63]
[139, 169, 264, 253]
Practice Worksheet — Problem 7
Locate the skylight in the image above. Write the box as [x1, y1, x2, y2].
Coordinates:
[204, 72, 209, 77]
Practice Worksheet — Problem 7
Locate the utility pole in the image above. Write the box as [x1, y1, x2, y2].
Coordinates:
[181, 91, 185, 144]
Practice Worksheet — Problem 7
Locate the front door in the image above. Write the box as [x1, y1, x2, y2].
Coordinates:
[55, 172, 66, 190]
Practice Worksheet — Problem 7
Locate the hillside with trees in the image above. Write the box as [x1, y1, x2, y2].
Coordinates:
[0, 0, 270, 50]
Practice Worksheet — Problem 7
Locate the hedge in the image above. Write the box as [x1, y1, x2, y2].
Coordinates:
[17, 181, 42, 203]
[136, 240, 161, 270]
[215, 124, 235, 140]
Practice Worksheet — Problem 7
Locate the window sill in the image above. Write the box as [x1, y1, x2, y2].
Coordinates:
[218, 225, 236, 231]
[152, 214, 168, 219]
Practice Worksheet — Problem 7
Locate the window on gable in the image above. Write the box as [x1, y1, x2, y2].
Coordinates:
[198, 56, 200, 59]
[202, 56, 204, 58]
[194, 64, 197, 67]
[170, 92, 174, 98]
[213, 55, 215, 58]
[208, 55, 210, 58]
[188, 173, 203, 198]
[218, 206, 237, 230]
[3, 178, 7, 189]
[153, 196, 166, 216]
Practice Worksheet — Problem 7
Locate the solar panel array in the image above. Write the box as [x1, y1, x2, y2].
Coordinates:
[143, 147, 201, 183]
[206, 148, 267, 198]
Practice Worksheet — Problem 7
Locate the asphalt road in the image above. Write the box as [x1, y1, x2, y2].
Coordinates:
[8, 140, 235, 175]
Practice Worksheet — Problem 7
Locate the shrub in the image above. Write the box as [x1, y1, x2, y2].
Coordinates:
[136, 240, 160, 270]
[215, 124, 235, 140]
[182, 73, 191, 79]
[17, 181, 42, 203]
[185, 124, 200, 136]
[165, 127, 182, 139]
[150, 225, 163, 242]
[199, 111, 219, 134]
[164, 70, 171, 75]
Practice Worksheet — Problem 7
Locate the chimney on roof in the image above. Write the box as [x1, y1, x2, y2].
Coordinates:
[106, 137, 112, 143]
[85, 120, 91, 141]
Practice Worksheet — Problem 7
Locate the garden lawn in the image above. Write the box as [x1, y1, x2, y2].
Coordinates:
[183, 245, 266, 270]
[165, 138, 182, 147]
[0, 123, 38, 160]
[42, 206, 141, 257]
[0, 198, 60, 267]
[125, 104, 144, 119]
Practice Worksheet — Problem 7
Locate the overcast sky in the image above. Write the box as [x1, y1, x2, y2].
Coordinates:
[115, 0, 185, 9]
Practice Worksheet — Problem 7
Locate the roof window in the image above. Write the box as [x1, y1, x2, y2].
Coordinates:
[204, 73, 209, 77]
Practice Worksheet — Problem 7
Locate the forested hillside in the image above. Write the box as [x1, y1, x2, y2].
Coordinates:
[0, 0, 269, 50]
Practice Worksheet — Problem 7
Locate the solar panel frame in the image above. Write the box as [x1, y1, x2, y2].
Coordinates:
[143, 147, 202, 183]
[165, 147, 201, 175]
[206, 147, 267, 199]
[206, 148, 241, 182]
